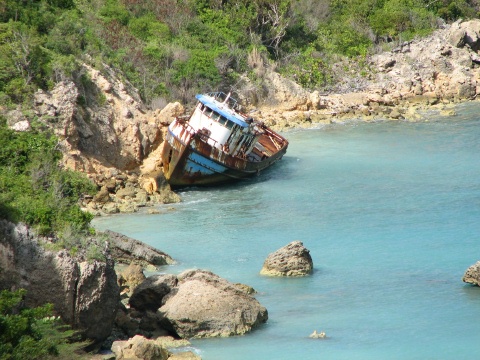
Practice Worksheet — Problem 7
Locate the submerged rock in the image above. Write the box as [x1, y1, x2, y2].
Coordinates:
[260, 241, 313, 277]
[463, 261, 480, 286]
[168, 351, 202, 360]
[158, 269, 268, 338]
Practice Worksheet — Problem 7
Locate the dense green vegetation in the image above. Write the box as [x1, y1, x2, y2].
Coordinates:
[0, 0, 478, 108]
[0, 289, 87, 360]
[0, 117, 96, 235]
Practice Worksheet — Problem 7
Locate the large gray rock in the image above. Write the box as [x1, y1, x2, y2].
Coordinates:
[129, 274, 178, 311]
[75, 259, 119, 341]
[0, 220, 119, 342]
[463, 261, 480, 286]
[103, 230, 175, 267]
[158, 269, 268, 339]
[260, 241, 313, 277]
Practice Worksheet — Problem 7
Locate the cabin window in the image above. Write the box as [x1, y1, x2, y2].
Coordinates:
[212, 112, 221, 121]
[204, 107, 213, 117]
[226, 120, 235, 130]
[219, 116, 227, 125]
[199, 104, 205, 111]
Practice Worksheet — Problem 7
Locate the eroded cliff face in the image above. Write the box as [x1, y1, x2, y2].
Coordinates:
[0, 220, 119, 342]
[34, 64, 183, 177]
[31, 63, 183, 214]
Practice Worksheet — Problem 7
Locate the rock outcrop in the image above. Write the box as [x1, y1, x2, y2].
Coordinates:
[463, 261, 480, 286]
[129, 274, 178, 312]
[0, 220, 119, 342]
[31, 63, 182, 215]
[75, 259, 120, 340]
[104, 230, 175, 267]
[158, 269, 268, 339]
[260, 241, 313, 277]
[247, 19, 480, 129]
[118, 263, 147, 296]
[111, 335, 170, 360]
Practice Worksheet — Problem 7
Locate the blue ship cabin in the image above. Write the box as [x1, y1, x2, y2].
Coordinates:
[187, 92, 260, 157]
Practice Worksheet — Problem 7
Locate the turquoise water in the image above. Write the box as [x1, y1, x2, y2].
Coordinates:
[94, 102, 480, 360]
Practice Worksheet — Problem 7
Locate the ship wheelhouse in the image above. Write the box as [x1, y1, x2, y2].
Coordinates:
[188, 92, 262, 159]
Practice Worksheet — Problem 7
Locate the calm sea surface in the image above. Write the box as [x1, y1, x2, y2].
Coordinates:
[94, 102, 480, 360]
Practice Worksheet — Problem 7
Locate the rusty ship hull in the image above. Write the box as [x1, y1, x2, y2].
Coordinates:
[162, 118, 288, 187]
[161, 92, 288, 188]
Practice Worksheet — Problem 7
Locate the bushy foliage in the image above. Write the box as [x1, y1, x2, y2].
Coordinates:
[0, 289, 58, 360]
[0, 289, 88, 360]
[1, 0, 479, 103]
[0, 118, 96, 235]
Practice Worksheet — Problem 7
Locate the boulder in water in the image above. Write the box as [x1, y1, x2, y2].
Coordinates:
[463, 261, 480, 286]
[260, 241, 313, 277]
[158, 269, 268, 338]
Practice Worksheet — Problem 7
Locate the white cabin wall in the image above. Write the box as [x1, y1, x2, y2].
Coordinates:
[189, 107, 234, 149]
[209, 124, 231, 147]
[188, 109, 203, 130]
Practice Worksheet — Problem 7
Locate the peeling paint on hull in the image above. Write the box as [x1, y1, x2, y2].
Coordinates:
[162, 131, 287, 187]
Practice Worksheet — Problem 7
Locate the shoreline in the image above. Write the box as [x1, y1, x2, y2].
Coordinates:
[82, 96, 477, 216]
[9, 19, 480, 216]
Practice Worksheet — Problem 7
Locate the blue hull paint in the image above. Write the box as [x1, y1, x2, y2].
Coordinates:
[186, 151, 227, 176]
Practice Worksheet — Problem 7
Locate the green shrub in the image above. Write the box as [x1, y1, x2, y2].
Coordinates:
[0, 119, 95, 235]
[316, 23, 372, 57]
[369, 0, 436, 39]
[0, 289, 88, 360]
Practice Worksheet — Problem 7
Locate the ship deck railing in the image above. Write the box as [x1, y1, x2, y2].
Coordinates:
[206, 92, 240, 111]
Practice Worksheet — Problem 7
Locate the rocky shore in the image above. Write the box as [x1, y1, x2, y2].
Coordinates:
[0, 220, 273, 359]
[5, 20, 480, 217]
[249, 19, 480, 129]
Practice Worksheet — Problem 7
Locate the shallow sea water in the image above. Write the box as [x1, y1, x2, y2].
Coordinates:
[94, 102, 480, 360]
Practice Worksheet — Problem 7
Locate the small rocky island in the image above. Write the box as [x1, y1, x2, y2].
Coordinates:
[260, 241, 313, 277]
[463, 261, 480, 286]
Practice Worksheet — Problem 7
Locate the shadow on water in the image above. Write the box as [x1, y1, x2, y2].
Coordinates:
[462, 284, 480, 302]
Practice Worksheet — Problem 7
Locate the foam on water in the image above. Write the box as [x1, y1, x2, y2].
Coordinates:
[94, 102, 480, 360]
